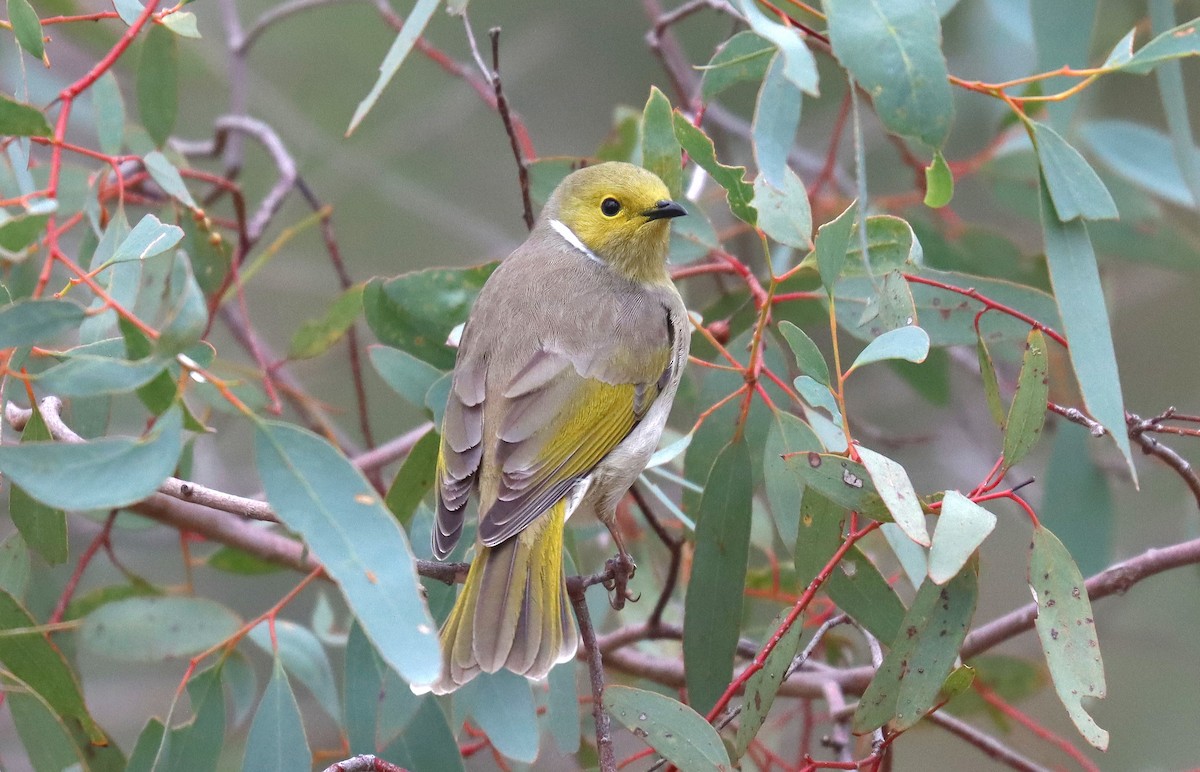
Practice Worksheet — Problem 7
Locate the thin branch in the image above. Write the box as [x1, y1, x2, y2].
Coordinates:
[628, 483, 682, 627]
[567, 578, 615, 772]
[321, 754, 408, 772]
[488, 28, 534, 231]
[925, 712, 1050, 772]
[1128, 411, 1200, 508]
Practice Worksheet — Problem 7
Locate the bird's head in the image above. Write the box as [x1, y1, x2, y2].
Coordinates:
[543, 162, 687, 284]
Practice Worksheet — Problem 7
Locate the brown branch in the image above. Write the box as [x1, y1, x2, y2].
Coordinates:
[488, 28, 534, 231]
[321, 753, 408, 772]
[925, 712, 1051, 772]
[1128, 411, 1200, 508]
[567, 577, 615, 772]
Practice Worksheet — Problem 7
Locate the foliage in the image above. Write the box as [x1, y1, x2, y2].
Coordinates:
[2, 1, 1200, 771]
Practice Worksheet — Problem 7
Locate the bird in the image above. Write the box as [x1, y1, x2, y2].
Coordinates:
[424, 161, 691, 694]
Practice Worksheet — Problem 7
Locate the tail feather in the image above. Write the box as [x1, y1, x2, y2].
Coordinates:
[428, 499, 577, 694]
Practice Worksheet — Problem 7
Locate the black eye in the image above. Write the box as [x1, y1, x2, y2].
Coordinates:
[601, 197, 621, 217]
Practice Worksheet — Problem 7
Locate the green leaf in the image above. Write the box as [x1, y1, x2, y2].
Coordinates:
[64, 581, 160, 620]
[778, 321, 829, 386]
[346, 0, 440, 135]
[156, 253, 208, 355]
[787, 452, 889, 520]
[1113, 16, 1200, 74]
[857, 446, 929, 547]
[0, 532, 31, 600]
[167, 664, 225, 772]
[92, 72, 127, 156]
[1147, 3, 1200, 212]
[204, 545, 283, 575]
[604, 685, 732, 771]
[753, 168, 811, 249]
[763, 410, 822, 552]
[673, 113, 756, 225]
[35, 355, 168, 397]
[924, 150, 954, 208]
[684, 439, 754, 716]
[343, 621, 382, 753]
[1038, 179, 1135, 480]
[161, 10, 201, 37]
[1029, 525, 1108, 750]
[384, 429, 439, 526]
[928, 492, 996, 584]
[8, 405, 68, 565]
[142, 151, 197, 208]
[223, 650, 258, 727]
[126, 718, 168, 772]
[80, 596, 241, 661]
[7, 0, 44, 59]
[243, 658, 312, 771]
[1002, 328, 1049, 469]
[642, 87, 683, 199]
[733, 608, 805, 758]
[825, 0, 954, 148]
[6, 678, 90, 772]
[0, 94, 49, 137]
[1080, 119, 1198, 208]
[547, 661, 580, 754]
[0, 300, 83, 347]
[288, 284, 364, 360]
[1041, 423, 1113, 577]
[699, 31, 774, 101]
[254, 421, 440, 687]
[854, 564, 978, 733]
[113, 0, 143, 25]
[455, 670, 539, 763]
[847, 325, 930, 374]
[369, 344, 444, 411]
[947, 655, 1048, 724]
[815, 201, 856, 292]
[0, 209, 52, 252]
[0, 405, 183, 511]
[381, 692, 465, 772]
[0, 589, 105, 743]
[248, 620, 340, 723]
[362, 263, 497, 369]
[752, 52, 803, 185]
[732, 0, 818, 94]
[112, 212, 183, 264]
[137, 24, 178, 146]
[1032, 121, 1118, 221]
[976, 333, 1005, 428]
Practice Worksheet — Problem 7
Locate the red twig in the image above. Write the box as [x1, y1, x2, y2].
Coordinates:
[974, 684, 1099, 772]
[902, 273, 1067, 348]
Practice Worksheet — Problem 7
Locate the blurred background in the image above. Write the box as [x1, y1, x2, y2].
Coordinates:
[3, 1, 1200, 769]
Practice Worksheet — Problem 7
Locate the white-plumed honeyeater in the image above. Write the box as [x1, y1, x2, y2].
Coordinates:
[426, 162, 690, 693]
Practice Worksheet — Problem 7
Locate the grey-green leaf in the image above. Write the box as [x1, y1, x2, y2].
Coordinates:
[1002, 328, 1049, 469]
[92, 72, 127, 156]
[137, 24, 178, 146]
[1032, 121, 1118, 222]
[642, 87, 683, 199]
[254, 421, 441, 688]
[1038, 179, 1135, 480]
[928, 492, 996, 584]
[733, 609, 804, 758]
[815, 201, 856, 292]
[605, 685, 732, 771]
[455, 670, 539, 763]
[0, 94, 51, 137]
[753, 52, 803, 185]
[753, 168, 812, 249]
[242, 658, 312, 771]
[143, 151, 197, 208]
[825, 0, 954, 148]
[80, 596, 241, 661]
[854, 565, 978, 733]
[7, 0, 44, 59]
[248, 620, 340, 723]
[8, 405, 68, 565]
[847, 325, 930, 374]
[684, 438, 754, 716]
[700, 31, 774, 101]
[733, 0, 818, 94]
[1080, 119, 1198, 208]
[1029, 525, 1108, 750]
[0, 404, 183, 511]
[857, 445, 929, 547]
[346, 0, 440, 135]
[778, 321, 829, 386]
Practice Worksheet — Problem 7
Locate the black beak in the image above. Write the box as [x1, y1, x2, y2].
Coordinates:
[642, 199, 688, 221]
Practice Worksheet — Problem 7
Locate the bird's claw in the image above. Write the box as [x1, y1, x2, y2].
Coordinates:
[605, 553, 637, 610]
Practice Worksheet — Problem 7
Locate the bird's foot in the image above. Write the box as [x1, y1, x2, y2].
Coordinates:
[603, 553, 638, 610]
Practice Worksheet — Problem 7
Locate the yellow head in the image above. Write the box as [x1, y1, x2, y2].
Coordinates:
[544, 162, 687, 284]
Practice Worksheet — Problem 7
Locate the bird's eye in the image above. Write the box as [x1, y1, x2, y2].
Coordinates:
[601, 197, 621, 217]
